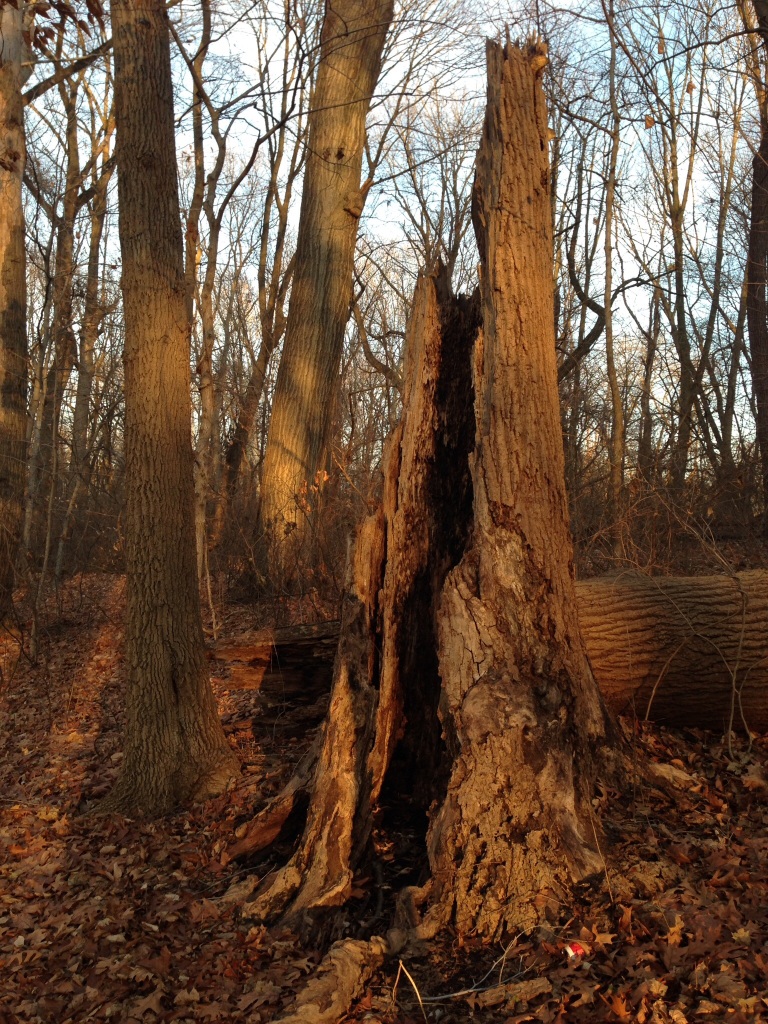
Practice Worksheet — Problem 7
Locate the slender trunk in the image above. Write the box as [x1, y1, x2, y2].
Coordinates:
[181, 0, 213, 579]
[55, 133, 114, 580]
[23, 233, 54, 560]
[217, 336, 273, 524]
[103, 0, 237, 816]
[746, 6, 768, 532]
[257, 0, 394, 585]
[638, 288, 660, 483]
[604, 3, 624, 556]
[195, 266, 219, 585]
[0, 6, 29, 618]
[30, 77, 81, 543]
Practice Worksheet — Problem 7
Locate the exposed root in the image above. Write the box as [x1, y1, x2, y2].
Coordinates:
[274, 936, 390, 1024]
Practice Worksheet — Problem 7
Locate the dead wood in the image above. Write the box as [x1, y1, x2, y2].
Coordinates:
[578, 570, 768, 733]
[219, 570, 768, 745]
[235, 264, 478, 929]
[272, 936, 389, 1024]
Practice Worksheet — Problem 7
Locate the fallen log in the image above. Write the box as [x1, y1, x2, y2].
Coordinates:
[215, 570, 768, 735]
[578, 570, 768, 734]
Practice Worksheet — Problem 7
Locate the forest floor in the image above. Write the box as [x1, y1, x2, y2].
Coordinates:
[1, 574, 767, 1024]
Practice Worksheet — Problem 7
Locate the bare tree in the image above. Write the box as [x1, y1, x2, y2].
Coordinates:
[102, 0, 236, 815]
[0, 3, 31, 617]
[256, 0, 394, 585]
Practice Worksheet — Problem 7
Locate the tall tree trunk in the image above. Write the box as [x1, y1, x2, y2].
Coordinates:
[257, 0, 393, 586]
[427, 41, 609, 938]
[746, 3, 768, 535]
[104, 0, 237, 816]
[243, 43, 613, 943]
[603, 0, 624, 556]
[0, 6, 29, 619]
[55, 128, 115, 581]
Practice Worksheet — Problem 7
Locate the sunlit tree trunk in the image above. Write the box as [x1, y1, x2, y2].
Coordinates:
[244, 43, 612, 943]
[603, 0, 625, 556]
[257, 0, 394, 586]
[427, 42, 610, 937]
[103, 0, 237, 815]
[745, 0, 768, 535]
[0, 5, 29, 618]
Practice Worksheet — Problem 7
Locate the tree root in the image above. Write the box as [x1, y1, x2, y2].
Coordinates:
[274, 936, 390, 1024]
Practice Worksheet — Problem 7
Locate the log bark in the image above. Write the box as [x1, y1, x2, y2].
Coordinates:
[578, 570, 768, 734]
[218, 570, 768, 742]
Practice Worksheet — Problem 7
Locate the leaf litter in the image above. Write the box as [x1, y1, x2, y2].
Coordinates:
[0, 574, 766, 1023]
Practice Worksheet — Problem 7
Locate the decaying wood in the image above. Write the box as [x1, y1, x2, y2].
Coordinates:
[225, 38, 765, 1019]
[241, 266, 478, 928]
[423, 40, 610, 940]
[274, 937, 389, 1024]
[236, 42, 616, 944]
[217, 571, 768, 740]
[213, 622, 338, 730]
[226, 730, 322, 863]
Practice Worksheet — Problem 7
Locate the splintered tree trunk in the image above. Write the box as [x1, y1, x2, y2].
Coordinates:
[241, 43, 612, 943]
[257, 0, 393, 585]
[0, 6, 28, 619]
[104, 0, 237, 816]
[427, 42, 609, 938]
[243, 267, 479, 925]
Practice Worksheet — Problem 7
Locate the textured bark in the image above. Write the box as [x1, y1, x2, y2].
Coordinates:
[747, 5, 768, 535]
[578, 570, 768, 733]
[257, 0, 393, 583]
[218, 570, 768, 747]
[243, 269, 478, 927]
[239, 43, 612, 945]
[425, 42, 609, 939]
[0, 6, 29, 619]
[104, 0, 237, 816]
